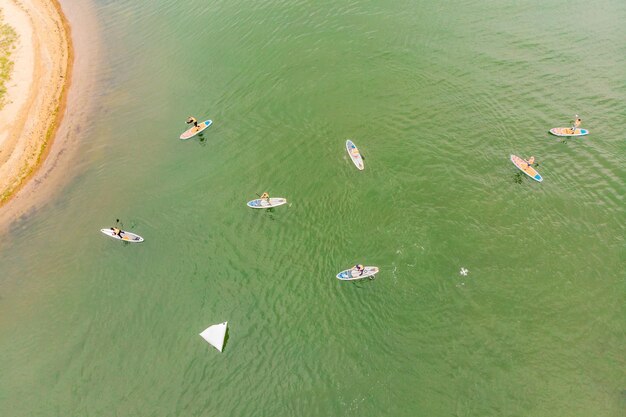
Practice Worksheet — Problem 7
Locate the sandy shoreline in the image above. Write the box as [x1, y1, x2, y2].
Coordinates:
[0, 0, 72, 207]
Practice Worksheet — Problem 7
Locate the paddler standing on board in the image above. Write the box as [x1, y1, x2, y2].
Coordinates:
[186, 116, 199, 131]
[571, 115, 581, 134]
[260, 192, 270, 205]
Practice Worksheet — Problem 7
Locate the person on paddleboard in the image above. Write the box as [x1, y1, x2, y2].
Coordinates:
[260, 192, 270, 204]
[352, 264, 365, 276]
[523, 156, 535, 169]
[571, 115, 581, 134]
[186, 116, 199, 131]
[111, 227, 124, 238]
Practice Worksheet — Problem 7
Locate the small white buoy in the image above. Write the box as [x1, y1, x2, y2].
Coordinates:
[459, 267, 469, 276]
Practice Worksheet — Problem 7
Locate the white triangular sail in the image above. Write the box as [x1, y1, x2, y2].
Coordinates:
[199, 322, 228, 352]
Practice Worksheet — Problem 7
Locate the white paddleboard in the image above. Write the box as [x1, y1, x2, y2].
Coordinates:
[100, 228, 144, 243]
[247, 197, 287, 209]
[180, 119, 212, 140]
[346, 140, 364, 170]
[336, 266, 379, 281]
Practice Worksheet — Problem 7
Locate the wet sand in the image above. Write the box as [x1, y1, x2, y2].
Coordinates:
[0, 0, 100, 232]
[0, 0, 71, 212]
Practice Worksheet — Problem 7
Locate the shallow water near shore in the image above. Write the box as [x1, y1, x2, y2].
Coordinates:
[0, 0, 624, 416]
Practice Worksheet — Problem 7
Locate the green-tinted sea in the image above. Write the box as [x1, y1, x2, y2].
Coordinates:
[1, 0, 624, 415]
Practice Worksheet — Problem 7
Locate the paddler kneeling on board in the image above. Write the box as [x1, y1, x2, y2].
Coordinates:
[571, 115, 581, 134]
[523, 156, 535, 170]
[260, 192, 270, 205]
[352, 264, 365, 277]
[186, 116, 199, 131]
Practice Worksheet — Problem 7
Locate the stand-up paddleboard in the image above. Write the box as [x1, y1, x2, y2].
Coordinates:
[247, 197, 288, 209]
[346, 140, 364, 170]
[336, 266, 379, 281]
[100, 228, 144, 242]
[549, 127, 589, 137]
[179, 120, 212, 140]
[510, 155, 542, 182]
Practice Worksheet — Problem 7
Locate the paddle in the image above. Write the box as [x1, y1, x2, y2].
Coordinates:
[112, 219, 125, 238]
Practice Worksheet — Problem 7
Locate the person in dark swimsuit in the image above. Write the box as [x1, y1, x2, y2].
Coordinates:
[353, 264, 365, 276]
[186, 116, 199, 131]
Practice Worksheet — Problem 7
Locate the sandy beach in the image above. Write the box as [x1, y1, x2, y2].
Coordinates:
[0, 0, 71, 206]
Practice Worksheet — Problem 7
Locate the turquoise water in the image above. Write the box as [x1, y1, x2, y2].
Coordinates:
[1, 0, 624, 415]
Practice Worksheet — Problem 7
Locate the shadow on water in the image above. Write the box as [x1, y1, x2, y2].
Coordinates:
[222, 327, 230, 352]
[197, 133, 207, 146]
[351, 276, 377, 289]
[264, 208, 276, 221]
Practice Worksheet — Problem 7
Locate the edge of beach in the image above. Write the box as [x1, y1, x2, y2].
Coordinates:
[0, 0, 98, 232]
